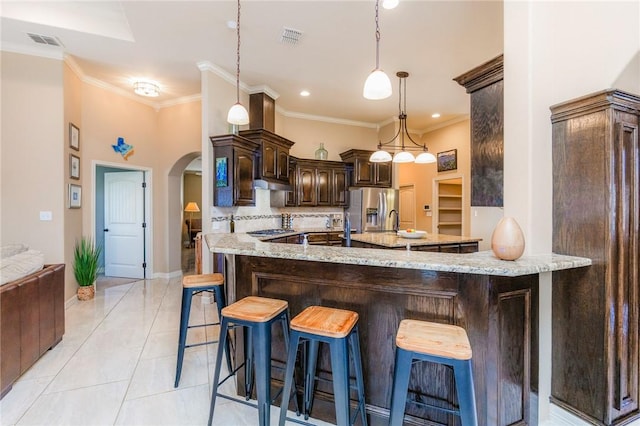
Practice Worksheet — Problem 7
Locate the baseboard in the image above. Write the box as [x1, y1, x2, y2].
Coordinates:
[65, 295, 78, 310]
[152, 270, 183, 280]
[547, 404, 640, 426]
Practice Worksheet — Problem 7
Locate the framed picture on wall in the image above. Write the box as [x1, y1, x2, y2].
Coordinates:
[69, 123, 80, 151]
[68, 184, 82, 208]
[215, 157, 228, 187]
[437, 149, 458, 172]
[70, 154, 80, 180]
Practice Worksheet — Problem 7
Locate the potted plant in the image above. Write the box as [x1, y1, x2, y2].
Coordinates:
[73, 237, 101, 301]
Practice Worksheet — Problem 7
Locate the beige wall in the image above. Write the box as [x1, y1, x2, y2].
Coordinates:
[397, 119, 471, 234]
[278, 116, 378, 161]
[1, 52, 65, 262]
[63, 61, 83, 299]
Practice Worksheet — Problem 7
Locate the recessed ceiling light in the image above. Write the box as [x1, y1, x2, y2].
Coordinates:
[382, 0, 399, 9]
[432, 113, 441, 118]
[300, 90, 310, 97]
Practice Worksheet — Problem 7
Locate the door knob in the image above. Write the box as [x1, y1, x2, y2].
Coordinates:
[104, 228, 109, 232]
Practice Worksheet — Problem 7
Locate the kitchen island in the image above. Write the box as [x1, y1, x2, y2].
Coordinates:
[349, 231, 482, 252]
[205, 232, 590, 426]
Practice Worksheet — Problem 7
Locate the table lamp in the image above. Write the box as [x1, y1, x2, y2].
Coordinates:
[184, 202, 200, 247]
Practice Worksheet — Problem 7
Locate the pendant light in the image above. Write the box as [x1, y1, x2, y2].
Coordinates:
[363, 0, 392, 100]
[227, 0, 249, 125]
[370, 72, 437, 164]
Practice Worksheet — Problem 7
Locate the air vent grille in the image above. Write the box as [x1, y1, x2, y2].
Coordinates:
[27, 33, 63, 47]
[280, 27, 303, 45]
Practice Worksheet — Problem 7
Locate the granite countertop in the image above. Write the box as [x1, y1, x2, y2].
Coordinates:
[256, 227, 351, 241]
[350, 232, 482, 248]
[204, 232, 591, 277]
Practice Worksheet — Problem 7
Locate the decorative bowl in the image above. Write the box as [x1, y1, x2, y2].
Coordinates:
[397, 230, 427, 239]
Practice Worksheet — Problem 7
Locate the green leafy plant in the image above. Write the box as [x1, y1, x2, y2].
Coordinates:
[73, 237, 101, 287]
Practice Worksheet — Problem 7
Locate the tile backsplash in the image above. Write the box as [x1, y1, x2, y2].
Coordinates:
[209, 188, 344, 233]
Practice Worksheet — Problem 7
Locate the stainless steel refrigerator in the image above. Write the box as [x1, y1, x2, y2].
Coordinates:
[347, 187, 399, 233]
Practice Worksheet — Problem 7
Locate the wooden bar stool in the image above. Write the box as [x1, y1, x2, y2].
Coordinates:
[174, 273, 231, 388]
[279, 305, 367, 426]
[389, 320, 478, 426]
[208, 296, 292, 426]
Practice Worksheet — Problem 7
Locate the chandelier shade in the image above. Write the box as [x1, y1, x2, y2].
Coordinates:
[369, 71, 436, 165]
[133, 81, 159, 97]
[363, 0, 392, 100]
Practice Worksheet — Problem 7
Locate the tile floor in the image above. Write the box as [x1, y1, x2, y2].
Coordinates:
[0, 275, 332, 426]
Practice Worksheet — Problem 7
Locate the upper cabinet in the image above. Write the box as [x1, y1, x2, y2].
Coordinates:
[210, 134, 260, 207]
[454, 54, 504, 207]
[239, 129, 294, 186]
[288, 158, 350, 207]
[340, 149, 391, 188]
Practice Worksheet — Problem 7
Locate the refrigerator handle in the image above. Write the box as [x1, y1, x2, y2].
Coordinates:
[379, 192, 386, 229]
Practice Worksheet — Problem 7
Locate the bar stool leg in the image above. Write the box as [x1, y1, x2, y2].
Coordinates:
[245, 326, 254, 399]
[212, 286, 233, 374]
[349, 327, 368, 426]
[303, 339, 320, 419]
[388, 347, 413, 426]
[208, 316, 230, 426]
[329, 337, 351, 426]
[278, 330, 302, 426]
[453, 359, 478, 426]
[254, 322, 272, 426]
[175, 287, 193, 388]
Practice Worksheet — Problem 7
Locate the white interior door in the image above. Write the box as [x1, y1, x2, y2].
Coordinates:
[104, 171, 145, 278]
[399, 184, 415, 230]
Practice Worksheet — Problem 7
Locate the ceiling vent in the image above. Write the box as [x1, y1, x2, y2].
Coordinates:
[26, 33, 63, 47]
[280, 27, 303, 45]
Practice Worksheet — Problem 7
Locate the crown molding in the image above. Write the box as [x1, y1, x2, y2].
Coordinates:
[196, 60, 249, 93]
[1, 41, 64, 60]
[276, 106, 378, 129]
[157, 94, 202, 109]
[422, 115, 469, 134]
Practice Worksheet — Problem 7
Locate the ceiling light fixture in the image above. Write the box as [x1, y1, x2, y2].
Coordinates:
[300, 90, 310, 97]
[133, 81, 160, 97]
[363, 0, 392, 100]
[370, 71, 436, 164]
[227, 0, 249, 126]
[382, 0, 399, 9]
[432, 113, 441, 118]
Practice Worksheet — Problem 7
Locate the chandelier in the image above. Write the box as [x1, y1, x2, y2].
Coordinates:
[370, 72, 436, 164]
[227, 0, 249, 125]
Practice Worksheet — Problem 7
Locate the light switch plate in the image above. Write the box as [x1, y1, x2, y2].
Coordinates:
[40, 211, 53, 221]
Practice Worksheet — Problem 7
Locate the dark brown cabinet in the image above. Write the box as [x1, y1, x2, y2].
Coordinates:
[551, 89, 639, 425]
[239, 129, 294, 185]
[340, 149, 391, 187]
[288, 158, 349, 207]
[210, 134, 260, 207]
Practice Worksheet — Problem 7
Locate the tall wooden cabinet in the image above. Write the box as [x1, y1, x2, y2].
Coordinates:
[551, 89, 639, 425]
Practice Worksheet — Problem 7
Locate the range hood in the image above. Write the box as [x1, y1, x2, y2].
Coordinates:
[240, 92, 294, 192]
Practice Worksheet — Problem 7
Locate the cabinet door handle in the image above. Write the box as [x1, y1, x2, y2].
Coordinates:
[104, 228, 109, 232]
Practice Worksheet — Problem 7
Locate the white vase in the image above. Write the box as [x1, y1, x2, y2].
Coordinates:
[491, 217, 525, 260]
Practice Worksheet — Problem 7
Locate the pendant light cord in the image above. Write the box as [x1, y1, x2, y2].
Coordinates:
[235, 0, 241, 103]
[375, 0, 381, 69]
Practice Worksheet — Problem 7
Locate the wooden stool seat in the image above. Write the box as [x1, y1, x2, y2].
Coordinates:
[221, 296, 288, 323]
[290, 306, 359, 338]
[182, 273, 224, 288]
[396, 319, 472, 360]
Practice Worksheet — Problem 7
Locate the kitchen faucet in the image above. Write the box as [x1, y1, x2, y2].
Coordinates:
[389, 209, 399, 231]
